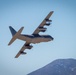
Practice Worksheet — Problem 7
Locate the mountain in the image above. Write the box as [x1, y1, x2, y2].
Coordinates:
[28, 59, 76, 75]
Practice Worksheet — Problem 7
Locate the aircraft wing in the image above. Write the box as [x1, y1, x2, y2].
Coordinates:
[15, 42, 32, 58]
[32, 11, 54, 35]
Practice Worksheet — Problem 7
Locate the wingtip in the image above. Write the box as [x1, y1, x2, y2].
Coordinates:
[15, 55, 19, 58]
[8, 44, 10, 46]
[8, 42, 11, 46]
[22, 27, 24, 29]
[15, 56, 18, 58]
[51, 11, 54, 13]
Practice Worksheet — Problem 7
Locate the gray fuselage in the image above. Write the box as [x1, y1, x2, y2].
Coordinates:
[18, 34, 54, 44]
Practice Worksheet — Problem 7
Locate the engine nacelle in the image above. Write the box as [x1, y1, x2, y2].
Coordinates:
[20, 51, 27, 54]
[38, 27, 47, 32]
[38, 27, 47, 29]
[45, 23, 50, 26]
[39, 29, 46, 32]
[45, 19, 52, 22]
[25, 45, 33, 49]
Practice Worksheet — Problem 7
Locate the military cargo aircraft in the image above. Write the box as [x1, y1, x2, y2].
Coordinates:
[8, 11, 54, 58]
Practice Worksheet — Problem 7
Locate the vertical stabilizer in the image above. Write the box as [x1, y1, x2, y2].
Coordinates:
[8, 26, 24, 45]
[9, 26, 17, 36]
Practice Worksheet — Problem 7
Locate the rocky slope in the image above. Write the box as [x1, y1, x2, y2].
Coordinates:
[28, 59, 76, 75]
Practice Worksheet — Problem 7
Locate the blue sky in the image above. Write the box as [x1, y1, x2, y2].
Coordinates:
[0, 0, 76, 75]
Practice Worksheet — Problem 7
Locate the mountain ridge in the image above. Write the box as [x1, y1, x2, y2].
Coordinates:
[28, 58, 76, 75]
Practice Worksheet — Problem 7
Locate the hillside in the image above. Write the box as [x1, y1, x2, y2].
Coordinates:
[28, 59, 76, 75]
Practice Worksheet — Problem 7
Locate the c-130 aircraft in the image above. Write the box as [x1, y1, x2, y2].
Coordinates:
[8, 11, 54, 58]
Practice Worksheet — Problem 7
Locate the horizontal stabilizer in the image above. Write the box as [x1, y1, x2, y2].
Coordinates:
[8, 26, 24, 45]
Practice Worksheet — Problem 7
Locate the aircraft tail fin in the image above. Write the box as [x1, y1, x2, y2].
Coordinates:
[9, 26, 17, 36]
[8, 26, 24, 45]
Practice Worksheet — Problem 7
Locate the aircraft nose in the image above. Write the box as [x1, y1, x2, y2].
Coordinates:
[50, 36, 54, 40]
[52, 37, 54, 40]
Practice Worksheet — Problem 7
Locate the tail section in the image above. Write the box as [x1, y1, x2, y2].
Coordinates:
[8, 26, 24, 45]
[9, 26, 17, 36]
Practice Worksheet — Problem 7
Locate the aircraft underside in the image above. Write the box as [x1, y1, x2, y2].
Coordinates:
[18, 35, 53, 44]
[8, 11, 54, 58]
